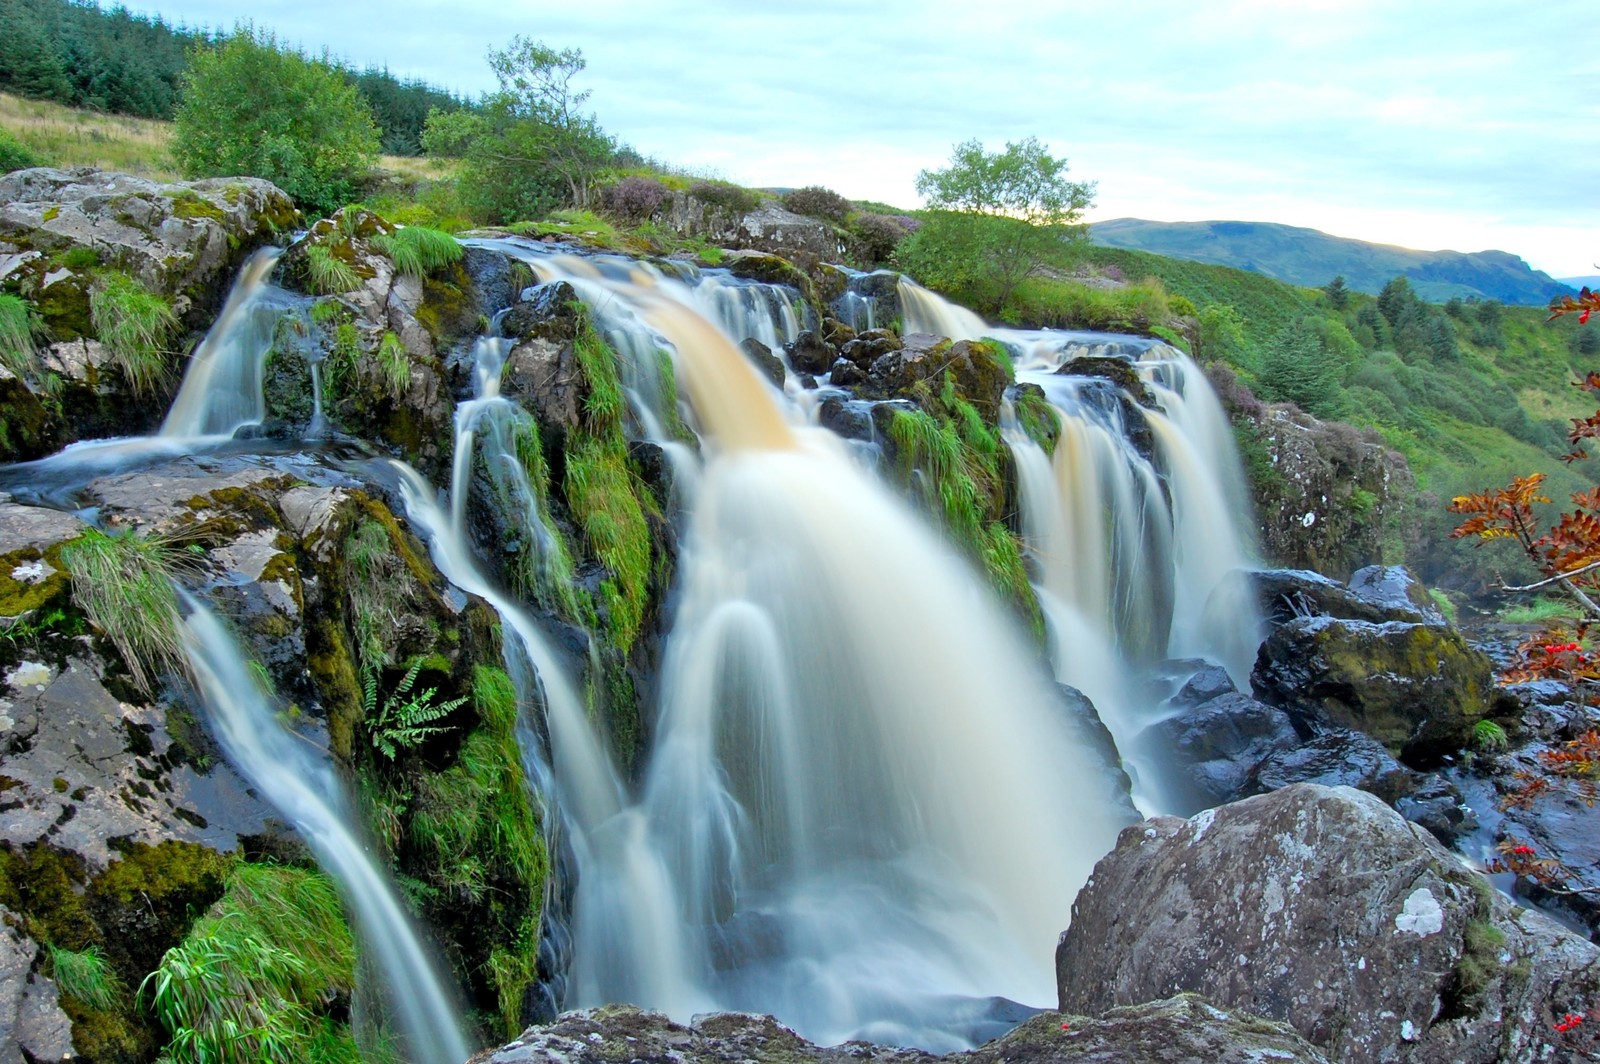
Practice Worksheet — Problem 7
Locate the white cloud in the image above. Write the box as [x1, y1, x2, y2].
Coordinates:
[121, 0, 1599, 274]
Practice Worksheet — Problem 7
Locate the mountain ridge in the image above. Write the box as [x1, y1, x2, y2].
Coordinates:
[1090, 217, 1572, 305]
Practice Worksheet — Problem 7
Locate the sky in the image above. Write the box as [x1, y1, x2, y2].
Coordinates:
[124, 0, 1598, 278]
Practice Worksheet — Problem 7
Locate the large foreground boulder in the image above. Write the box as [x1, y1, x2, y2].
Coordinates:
[1057, 784, 1600, 1064]
[473, 998, 1328, 1064]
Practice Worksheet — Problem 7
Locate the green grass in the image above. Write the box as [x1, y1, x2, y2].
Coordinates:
[47, 944, 122, 1012]
[370, 226, 463, 278]
[887, 377, 1043, 639]
[564, 312, 653, 651]
[1004, 275, 1172, 332]
[377, 330, 411, 398]
[1472, 718, 1509, 751]
[58, 528, 189, 694]
[88, 272, 178, 397]
[0, 291, 36, 378]
[1499, 594, 1584, 625]
[304, 244, 361, 295]
[141, 863, 357, 1064]
[402, 664, 546, 1038]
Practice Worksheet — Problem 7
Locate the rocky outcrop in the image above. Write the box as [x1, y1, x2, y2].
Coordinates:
[1252, 615, 1494, 763]
[1239, 404, 1417, 578]
[860, 334, 1012, 423]
[0, 168, 297, 331]
[1140, 691, 1299, 811]
[1057, 784, 1600, 1064]
[474, 999, 1329, 1064]
[0, 168, 299, 456]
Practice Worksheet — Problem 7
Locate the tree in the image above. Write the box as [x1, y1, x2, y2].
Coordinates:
[1323, 274, 1350, 310]
[1448, 284, 1600, 894]
[172, 28, 378, 216]
[894, 137, 1094, 315]
[424, 36, 615, 223]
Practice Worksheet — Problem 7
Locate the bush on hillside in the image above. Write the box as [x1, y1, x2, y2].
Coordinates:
[782, 185, 851, 224]
[599, 175, 668, 224]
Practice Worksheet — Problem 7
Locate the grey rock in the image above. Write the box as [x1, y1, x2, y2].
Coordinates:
[1253, 568, 1431, 629]
[0, 910, 75, 1064]
[1253, 729, 1412, 799]
[1347, 565, 1446, 625]
[1166, 663, 1236, 711]
[786, 329, 837, 376]
[474, 998, 1329, 1064]
[1057, 784, 1600, 1064]
[740, 337, 785, 388]
[816, 395, 873, 441]
[1142, 692, 1299, 810]
[503, 337, 582, 437]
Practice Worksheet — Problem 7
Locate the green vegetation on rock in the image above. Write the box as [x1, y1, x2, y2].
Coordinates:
[142, 863, 359, 1064]
[371, 225, 463, 278]
[0, 290, 36, 377]
[58, 527, 188, 693]
[87, 272, 178, 397]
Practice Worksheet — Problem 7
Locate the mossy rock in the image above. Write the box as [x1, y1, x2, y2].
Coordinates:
[1252, 615, 1494, 765]
[1059, 355, 1157, 408]
[417, 259, 483, 346]
[722, 250, 817, 306]
[0, 376, 58, 463]
[0, 541, 74, 621]
[86, 840, 234, 980]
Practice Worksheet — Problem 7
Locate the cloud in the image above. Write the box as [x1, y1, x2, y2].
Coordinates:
[125, 0, 1599, 273]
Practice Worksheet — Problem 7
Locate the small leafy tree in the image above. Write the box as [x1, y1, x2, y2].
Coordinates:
[424, 36, 615, 222]
[1449, 284, 1600, 891]
[172, 28, 379, 216]
[895, 137, 1094, 315]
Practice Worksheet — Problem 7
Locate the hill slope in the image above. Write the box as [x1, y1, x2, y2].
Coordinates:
[1091, 218, 1571, 305]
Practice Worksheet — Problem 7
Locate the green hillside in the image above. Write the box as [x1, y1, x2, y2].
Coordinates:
[1091, 217, 1572, 305]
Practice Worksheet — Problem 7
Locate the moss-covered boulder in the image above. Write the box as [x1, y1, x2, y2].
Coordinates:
[858, 334, 1013, 425]
[1251, 614, 1494, 764]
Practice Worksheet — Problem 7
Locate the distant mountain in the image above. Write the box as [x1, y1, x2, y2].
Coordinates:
[1090, 218, 1573, 305]
[1560, 275, 1600, 290]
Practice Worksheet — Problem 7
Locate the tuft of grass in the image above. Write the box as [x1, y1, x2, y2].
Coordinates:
[141, 863, 357, 1064]
[58, 527, 190, 694]
[304, 244, 361, 295]
[370, 226, 463, 278]
[376, 330, 410, 398]
[1013, 385, 1061, 455]
[88, 272, 178, 397]
[1500, 595, 1582, 625]
[47, 944, 122, 1012]
[1472, 719, 1509, 751]
[0, 291, 37, 377]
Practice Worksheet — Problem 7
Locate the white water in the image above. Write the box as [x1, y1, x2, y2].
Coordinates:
[175, 591, 469, 1064]
[160, 249, 286, 439]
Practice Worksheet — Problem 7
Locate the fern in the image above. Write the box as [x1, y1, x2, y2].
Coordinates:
[365, 658, 466, 759]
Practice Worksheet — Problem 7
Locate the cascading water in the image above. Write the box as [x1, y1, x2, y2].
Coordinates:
[161, 248, 291, 439]
[175, 591, 470, 1064]
[447, 242, 1130, 1048]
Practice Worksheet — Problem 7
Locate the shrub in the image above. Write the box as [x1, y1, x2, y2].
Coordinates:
[848, 212, 908, 266]
[782, 185, 851, 224]
[599, 175, 668, 223]
[88, 272, 178, 396]
[172, 28, 379, 216]
[0, 127, 45, 172]
[688, 180, 760, 215]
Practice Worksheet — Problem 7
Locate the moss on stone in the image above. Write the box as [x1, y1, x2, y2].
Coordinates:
[86, 840, 234, 980]
[162, 188, 228, 224]
[0, 541, 75, 620]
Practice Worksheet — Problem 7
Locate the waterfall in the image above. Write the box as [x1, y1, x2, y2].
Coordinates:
[175, 591, 470, 1064]
[444, 245, 1128, 1048]
[898, 277, 988, 340]
[160, 249, 287, 439]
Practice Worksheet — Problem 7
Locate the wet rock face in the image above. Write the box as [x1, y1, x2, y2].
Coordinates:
[1240, 405, 1416, 578]
[474, 998, 1329, 1064]
[1141, 692, 1299, 811]
[1253, 567, 1442, 629]
[1057, 784, 1600, 1064]
[1251, 614, 1494, 764]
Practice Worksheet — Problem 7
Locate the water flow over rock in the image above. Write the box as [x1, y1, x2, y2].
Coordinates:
[176, 591, 470, 1064]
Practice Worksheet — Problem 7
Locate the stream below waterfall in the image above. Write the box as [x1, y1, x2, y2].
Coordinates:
[0, 234, 1267, 1055]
